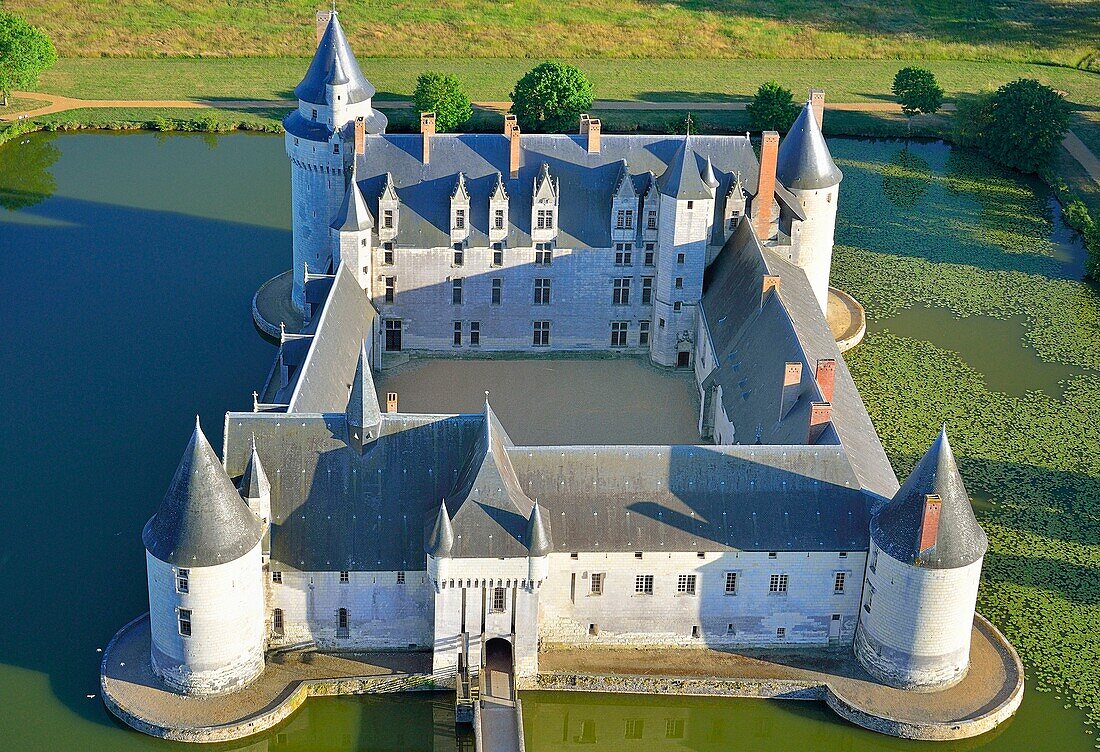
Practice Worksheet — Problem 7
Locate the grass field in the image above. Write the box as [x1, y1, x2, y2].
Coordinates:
[7, 0, 1098, 68]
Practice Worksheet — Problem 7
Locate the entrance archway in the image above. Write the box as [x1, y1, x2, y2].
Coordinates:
[484, 638, 514, 700]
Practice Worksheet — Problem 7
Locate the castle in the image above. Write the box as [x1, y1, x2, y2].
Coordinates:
[137, 11, 989, 702]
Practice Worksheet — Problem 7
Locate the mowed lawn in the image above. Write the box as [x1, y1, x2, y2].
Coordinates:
[8, 0, 1099, 67]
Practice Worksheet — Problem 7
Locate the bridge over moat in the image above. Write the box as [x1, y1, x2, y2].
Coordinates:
[457, 636, 525, 752]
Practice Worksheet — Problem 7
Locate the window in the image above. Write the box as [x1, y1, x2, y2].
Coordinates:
[383, 210, 394, 229]
[311, 108, 317, 120]
[383, 243, 394, 265]
[384, 277, 396, 303]
[869, 548, 878, 574]
[452, 278, 463, 304]
[666, 719, 684, 739]
[613, 278, 630, 306]
[691, 625, 700, 638]
[535, 244, 553, 265]
[570, 552, 579, 559]
[724, 571, 738, 594]
[611, 321, 628, 348]
[726, 623, 736, 635]
[492, 243, 504, 267]
[615, 243, 633, 266]
[491, 278, 503, 305]
[625, 719, 643, 740]
[768, 551, 778, 559]
[769, 573, 789, 593]
[635, 574, 654, 595]
[839, 551, 848, 559]
[534, 278, 551, 305]
[686, 200, 694, 210]
[641, 277, 653, 305]
[635, 551, 643, 559]
[178, 609, 192, 637]
[588, 623, 599, 636]
[536, 209, 554, 230]
[864, 583, 875, 613]
[340, 570, 350, 584]
[490, 586, 506, 613]
[396, 571, 405, 585]
[272, 571, 283, 584]
[673, 301, 682, 312]
[647, 210, 658, 230]
[639, 320, 650, 346]
[728, 215, 738, 231]
[453, 246, 464, 266]
[677, 252, 685, 264]
[676, 574, 697, 595]
[494, 209, 505, 230]
[272, 608, 284, 636]
[834, 571, 846, 594]
[533, 320, 550, 347]
[175, 568, 189, 594]
[675, 277, 683, 289]
[454, 208, 466, 230]
[470, 321, 480, 346]
[659, 318, 665, 328]
[776, 627, 786, 639]
[644, 243, 655, 266]
[337, 608, 349, 636]
[453, 321, 462, 346]
[590, 572, 604, 595]
[624, 210, 634, 229]
[332, 143, 340, 154]
[616, 209, 627, 229]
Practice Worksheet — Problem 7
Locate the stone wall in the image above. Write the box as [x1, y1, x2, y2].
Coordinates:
[785, 185, 838, 313]
[287, 131, 347, 310]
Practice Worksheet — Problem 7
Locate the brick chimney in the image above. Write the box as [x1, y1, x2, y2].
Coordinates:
[918, 494, 942, 554]
[815, 358, 836, 403]
[582, 117, 601, 154]
[753, 131, 779, 240]
[354, 116, 365, 155]
[761, 274, 781, 308]
[505, 114, 521, 179]
[386, 392, 399, 414]
[807, 401, 832, 443]
[579, 113, 590, 135]
[780, 362, 803, 420]
[315, 10, 333, 44]
[420, 111, 436, 164]
[809, 89, 825, 128]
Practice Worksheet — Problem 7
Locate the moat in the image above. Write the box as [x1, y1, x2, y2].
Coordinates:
[1, 131, 1094, 751]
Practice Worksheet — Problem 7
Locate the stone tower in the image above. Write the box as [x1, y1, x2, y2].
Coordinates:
[651, 136, 715, 368]
[284, 11, 387, 312]
[330, 162, 375, 291]
[141, 419, 265, 695]
[775, 99, 843, 313]
[854, 427, 988, 690]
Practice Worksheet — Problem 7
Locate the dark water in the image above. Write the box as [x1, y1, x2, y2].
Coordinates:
[0, 132, 1094, 751]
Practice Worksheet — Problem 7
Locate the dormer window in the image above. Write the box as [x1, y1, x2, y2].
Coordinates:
[494, 209, 505, 230]
[536, 209, 554, 230]
[455, 208, 466, 230]
[311, 109, 317, 121]
[383, 211, 394, 229]
[332, 144, 339, 154]
[616, 209, 634, 230]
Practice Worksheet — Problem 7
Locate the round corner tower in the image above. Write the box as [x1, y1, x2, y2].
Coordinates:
[775, 100, 842, 314]
[284, 11, 387, 311]
[854, 427, 988, 691]
[141, 419, 266, 695]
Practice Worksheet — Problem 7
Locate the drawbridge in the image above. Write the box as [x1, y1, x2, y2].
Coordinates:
[456, 634, 524, 752]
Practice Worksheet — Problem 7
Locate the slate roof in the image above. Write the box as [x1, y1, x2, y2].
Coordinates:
[295, 13, 375, 106]
[332, 173, 374, 233]
[349, 133, 759, 250]
[656, 136, 715, 201]
[776, 103, 843, 191]
[346, 339, 382, 442]
[871, 428, 987, 569]
[144, 419, 262, 567]
[700, 221, 898, 503]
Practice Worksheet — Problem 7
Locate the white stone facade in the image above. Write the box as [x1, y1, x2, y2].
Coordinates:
[146, 547, 265, 695]
[786, 184, 839, 312]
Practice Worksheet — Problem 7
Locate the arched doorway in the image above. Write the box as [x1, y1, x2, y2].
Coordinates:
[484, 637, 513, 700]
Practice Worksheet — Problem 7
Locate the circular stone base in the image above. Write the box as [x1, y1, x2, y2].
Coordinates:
[252, 270, 304, 338]
[827, 287, 867, 352]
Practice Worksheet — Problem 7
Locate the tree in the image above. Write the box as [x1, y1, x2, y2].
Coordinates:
[892, 67, 944, 133]
[411, 71, 472, 133]
[0, 12, 57, 107]
[510, 62, 593, 133]
[956, 79, 1070, 174]
[746, 81, 798, 133]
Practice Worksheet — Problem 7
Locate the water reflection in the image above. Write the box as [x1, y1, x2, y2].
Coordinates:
[0, 131, 60, 210]
[881, 146, 931, 209]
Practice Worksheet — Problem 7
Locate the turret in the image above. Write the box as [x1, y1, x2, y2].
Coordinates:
[330, 162, 374, 291]
[723, 172, 746, 240]
[141, 418, 265, 695]
[775, 96, 842, 314]
[238, 436, 271, 561]
[285, 11, 387, 313]
[346, 339, 382, 453]
[855, 427, 988, 690]
[425, 501, 454, 586]
[526, 501, 552, 584]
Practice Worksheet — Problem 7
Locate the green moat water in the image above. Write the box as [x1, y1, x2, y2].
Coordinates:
[0, 132, 1094, 751]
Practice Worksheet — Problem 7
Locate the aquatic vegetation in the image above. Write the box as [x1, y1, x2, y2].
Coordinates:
[834, 139, 1100, 732]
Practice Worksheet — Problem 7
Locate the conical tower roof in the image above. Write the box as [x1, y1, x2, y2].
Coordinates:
[657, 137, 713, 200]
[426, 501, 455, 558]
[332, 174, 375, 232]
[295, 13, 375, 106]
[702, 156, 720, 190]
[346, 339, 382, 441]
[143, 418, 262, 566]
[776, 103, 843, 190]
[870, 427, 987, 569]
[526, 501, 553, 557]
[239, 437, 269, 500]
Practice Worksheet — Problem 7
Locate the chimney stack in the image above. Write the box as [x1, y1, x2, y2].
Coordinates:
[761, 274, 781, 308]
[807, 402, 832, 443]
[809, 89, 825, 128]
[505, 114, 521, 179]
[918, 494, 943, 554]
[753, 131, 779, 241]
[579, 114, 601, 154]
[420, 111, 436, 164]
[386, 392, 398, 414]
[354, 116, 365, 155]
[579, 113, 590, 135]
[780, 362, 803, 420]
[315, 10, 333, 44]
[815, 358, 836, 403]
